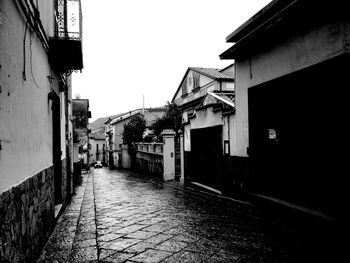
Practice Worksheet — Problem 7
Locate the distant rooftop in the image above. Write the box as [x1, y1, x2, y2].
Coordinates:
[110, 107, 166, 126]
[189, 67, 234, 80]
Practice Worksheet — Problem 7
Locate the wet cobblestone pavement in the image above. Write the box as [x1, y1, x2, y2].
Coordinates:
[37, 168, 341, 263]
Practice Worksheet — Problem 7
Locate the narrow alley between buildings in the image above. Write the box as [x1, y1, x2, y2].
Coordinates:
[37, 168, 340, 263]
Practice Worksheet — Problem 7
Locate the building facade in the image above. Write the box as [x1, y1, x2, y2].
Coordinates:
[72, 99, 91, 180]
[171, 66, 236, 193]
[0, 0, 83, 261]
[89, 127, 106, 165]
[220, 0, 349, 221]
[106, 108, 166, 169]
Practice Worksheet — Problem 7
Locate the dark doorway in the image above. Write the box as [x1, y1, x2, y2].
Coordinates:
[175, 136, 181, 177]
[109, 151, 114, 169]
[191, 125, 222, 190]
[248, 55, 349, 218]
[52, 92, 62, 205]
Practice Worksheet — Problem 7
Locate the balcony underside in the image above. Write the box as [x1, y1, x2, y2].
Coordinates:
[49, 38, 83, 74]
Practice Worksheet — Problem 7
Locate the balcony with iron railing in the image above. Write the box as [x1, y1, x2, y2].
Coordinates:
[49, 0, 83, 74]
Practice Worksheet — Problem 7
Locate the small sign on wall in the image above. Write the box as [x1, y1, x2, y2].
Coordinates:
[267, 128, 279, 143]
[268, 129, 276, 139]
[224, 140, 230, 155]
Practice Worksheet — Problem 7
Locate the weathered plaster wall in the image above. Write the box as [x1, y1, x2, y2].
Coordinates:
[233, 19, 350, 157]
[135, 151, 163, 176]
[198, 73, 214, 87]
[183, 108, 234, 153]
[60, 92, 66, 159]
[121, 145, 131, 169]
[90, 139, 105, 163]
[113, 121, 126, 152]
[174, 70, 216, 101]
[37, 0, 55, 36]
[222, 114, 235, 155]
[190, 108, 222, 130]
[0, 0, 60, 192]
[221, 81, 234, 91]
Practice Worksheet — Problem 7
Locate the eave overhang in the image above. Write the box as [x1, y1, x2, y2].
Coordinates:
[220, 0, 348, 60]
[221, 0, 299, 60]
[225, 0, 297, 43]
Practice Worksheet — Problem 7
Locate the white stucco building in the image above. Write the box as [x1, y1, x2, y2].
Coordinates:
[171, 65, 237, 193]
[0, 0, 83, 261]
[106, 108, 166, 169]
[89, 127, 106, 165]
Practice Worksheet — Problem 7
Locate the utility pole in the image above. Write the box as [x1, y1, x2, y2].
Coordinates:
[142, 94, 145, 115]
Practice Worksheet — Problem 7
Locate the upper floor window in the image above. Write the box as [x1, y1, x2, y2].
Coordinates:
[181, 80, 187, 95]
[55, 0, 82, 39]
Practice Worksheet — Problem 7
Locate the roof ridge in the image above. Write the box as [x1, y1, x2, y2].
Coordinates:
[189, 66, 220, 70]
[219, 63, 234, 72]
[190, 67, 234, 79]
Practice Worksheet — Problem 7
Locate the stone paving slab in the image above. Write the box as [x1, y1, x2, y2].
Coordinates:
[36, 168, 341, 263]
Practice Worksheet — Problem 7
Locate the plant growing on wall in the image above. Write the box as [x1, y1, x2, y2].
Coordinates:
[73, 130, 80, 143]
[122, 115, 146, 147]
[151, 102, 181, 140]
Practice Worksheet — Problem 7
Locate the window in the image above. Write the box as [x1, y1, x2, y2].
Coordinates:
[181, 80, 187, 95]
[193, 72, 200, 89]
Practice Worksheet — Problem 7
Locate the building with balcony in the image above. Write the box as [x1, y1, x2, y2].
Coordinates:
[171, 65, 235, 193]
[220, 0, 349, 221]
[0, 0, 83, 261]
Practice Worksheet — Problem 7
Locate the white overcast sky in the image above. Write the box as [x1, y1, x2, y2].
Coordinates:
[72, 0, 272, 122]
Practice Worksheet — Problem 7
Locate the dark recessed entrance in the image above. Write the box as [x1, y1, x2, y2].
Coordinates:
[191, 125, 222, 190]
[52, 92, 62, 205]
[248, 55, 349, 219]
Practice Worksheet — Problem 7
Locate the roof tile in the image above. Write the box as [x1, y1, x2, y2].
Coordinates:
[189, 67, 234, 80]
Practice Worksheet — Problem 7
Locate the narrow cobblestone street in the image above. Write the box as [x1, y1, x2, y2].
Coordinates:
[37, 168, 339, 263]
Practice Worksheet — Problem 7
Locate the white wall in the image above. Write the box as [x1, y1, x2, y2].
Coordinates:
[233, 18, 350, 157]
[184, 124, 191, 151]
[60, 92, 66, 159]
[90, 139, 105, 163]
[222, 82, 234, 91]
[37, 0, 55, 37]
[0, 0, 59, 191]
[199, 74, 214, 87]
[173, 70, 216, 102]
[190, 108, 222, 130]
[222, 114, 235, 155]
[67, 92, 74, 172]
[90, 139, 96, 163]
[114, 122, 125, 151]
[183, 108, 223, 152]
[238, 20, 350, 89]
[121, 145, 131, 169]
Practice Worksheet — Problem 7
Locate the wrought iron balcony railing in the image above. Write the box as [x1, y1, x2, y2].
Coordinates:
[55, 0, 82, 40]
[49, 0, 83, 74]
